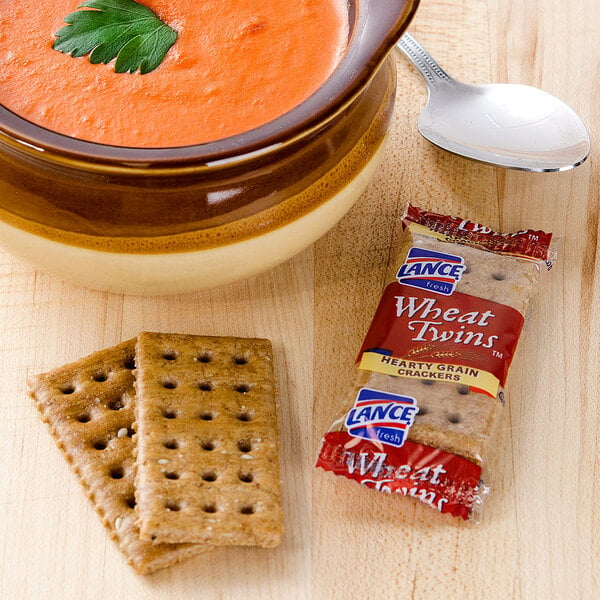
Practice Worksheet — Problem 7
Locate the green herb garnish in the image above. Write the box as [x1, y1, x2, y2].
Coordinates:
[53, 0, 178, 74]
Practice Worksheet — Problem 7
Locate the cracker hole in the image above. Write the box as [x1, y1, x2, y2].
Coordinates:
[61, 384, 75, 395]
[416, 407, 428, 417]
[108, 397, 125, 411]
[463, 266, 471, 274]
[238, 440, 252, 453]
[447, 414, 462, 424]
[165, 501, 181, 512]
[239, 472, 254, 483]
[202, 471, 218, 482]
[125, 496, 136, 509]
[123, 356, 136, 370]
[196, 353, 213, 364]
[92, 371, 108, 382]
[198, 381, 213, 392]
[237, 411, 253, 422]
[202, 503, 217, 513]
[235, 383, 250, 394]
[240, 504, 255, 515]
[420, 379, 435, 386]
[165, 472, 180, 480]
[162, 350, 178, 361]
[232, 354, 248, 365]
[162, 408, 178, 419]
[199, 411, 214, 421]
[200, 439, 216, 451]
[164, 439, 179, 450]
[491, 272, 506, 281]
[76, 413, 91, 423]
[92, 440, 108, 450]
[162, 378, 178, 389]
[109, 466, 124, 479]
[457, 385, 470, 395]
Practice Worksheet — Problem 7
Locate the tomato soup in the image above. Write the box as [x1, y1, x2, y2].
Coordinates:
[0, 0, 347, 147]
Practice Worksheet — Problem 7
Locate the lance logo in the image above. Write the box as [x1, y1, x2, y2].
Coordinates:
[396, 246, 466, 296]
[345, 388, 418, 448]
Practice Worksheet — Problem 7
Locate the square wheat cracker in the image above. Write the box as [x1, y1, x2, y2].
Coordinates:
[133, 332, 283, 547]
[27, 339, 209, 575]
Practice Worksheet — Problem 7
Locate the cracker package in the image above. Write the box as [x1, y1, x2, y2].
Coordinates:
[315, 205, 557, 519]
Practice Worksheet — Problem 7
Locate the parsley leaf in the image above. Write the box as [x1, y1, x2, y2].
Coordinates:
[53, 0, 178, 74]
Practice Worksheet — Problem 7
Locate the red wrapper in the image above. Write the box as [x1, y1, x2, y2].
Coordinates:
[316, 205, 556, 519]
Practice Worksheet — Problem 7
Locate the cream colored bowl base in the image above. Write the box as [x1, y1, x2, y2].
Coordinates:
[0, 140, 387, 295]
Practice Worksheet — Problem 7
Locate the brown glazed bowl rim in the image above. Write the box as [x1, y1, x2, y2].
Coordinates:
[0, 0, 419, 169]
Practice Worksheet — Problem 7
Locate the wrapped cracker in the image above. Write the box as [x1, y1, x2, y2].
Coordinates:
[316, 205, 557, 519]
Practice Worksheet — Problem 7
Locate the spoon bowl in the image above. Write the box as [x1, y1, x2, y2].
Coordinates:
[397, 33, 591, 171]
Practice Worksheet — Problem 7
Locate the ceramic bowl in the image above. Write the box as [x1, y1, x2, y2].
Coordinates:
[0, 0, 419, 295]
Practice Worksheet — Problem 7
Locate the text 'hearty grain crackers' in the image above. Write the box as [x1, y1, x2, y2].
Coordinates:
[316, 205, 558, 520]
[27, 340, 208, 575]
[133, 332, 283, 547]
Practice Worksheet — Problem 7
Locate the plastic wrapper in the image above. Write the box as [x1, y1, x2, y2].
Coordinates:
[315, 205, 557, 520]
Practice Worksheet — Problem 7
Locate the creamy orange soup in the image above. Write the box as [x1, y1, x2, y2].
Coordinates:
[0, 0, 347, 147]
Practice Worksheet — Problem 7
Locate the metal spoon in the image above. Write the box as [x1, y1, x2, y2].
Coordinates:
[397, 33, 590, 171]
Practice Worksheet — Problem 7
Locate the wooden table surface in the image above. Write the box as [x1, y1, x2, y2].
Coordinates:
[1, 0, 598, 598]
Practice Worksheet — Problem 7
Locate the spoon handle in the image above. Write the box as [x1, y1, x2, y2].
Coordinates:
[397, 33, 452, 91]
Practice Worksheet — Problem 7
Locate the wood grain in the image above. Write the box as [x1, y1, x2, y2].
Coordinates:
[1, 0, 598, 598]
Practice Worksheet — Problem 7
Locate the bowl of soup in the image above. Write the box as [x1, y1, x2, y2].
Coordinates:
[0, 0, 419, 295]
